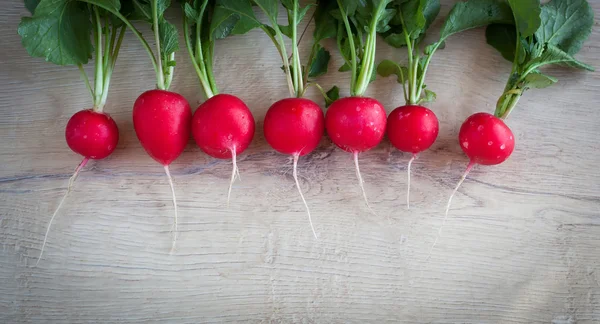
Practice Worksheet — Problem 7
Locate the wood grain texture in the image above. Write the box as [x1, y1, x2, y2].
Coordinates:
[1, 1, 600, 323]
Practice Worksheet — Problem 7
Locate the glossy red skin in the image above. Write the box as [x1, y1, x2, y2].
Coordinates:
[192, 94, 255, 159]
[263, 98, 324, 156]
[459, 112, 515, 165]
[387, 105, 439, 154]
[133, 90, 192, 166]
[325, 97, 387, 153]
[65, 109, 119, 159]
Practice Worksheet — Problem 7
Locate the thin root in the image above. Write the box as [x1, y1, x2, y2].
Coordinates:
[406, 154, 417, 210]
[36, 157, 89, 266]
[164, 165, 178, 254]
[426, 162, 474, 261]
[227, 146, 239, 208]
[293, 154, 318, 239]
[353, 152, 376, 216]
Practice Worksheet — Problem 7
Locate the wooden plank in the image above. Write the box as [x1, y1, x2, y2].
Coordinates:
[1, 1, 599, 323]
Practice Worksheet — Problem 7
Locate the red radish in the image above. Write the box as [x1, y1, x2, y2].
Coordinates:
[37, 109, 120, 265]
[264, 98, 325, 238]
[387, 105, 439, 208]
[429, 112, 515, 257]
[66, 109, 120, 159]
[133, 89, 192, 251]
[326, 97, 387, 211]
[192, 94, 255, 204]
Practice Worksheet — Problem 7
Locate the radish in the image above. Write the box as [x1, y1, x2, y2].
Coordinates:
[183, 2, 257, 206]
[429, 0, 594, 258]
[126, 0, 190, 251]
[326, 1, 395, 212]
[18, 0, 127, 264]
[220, 0, 334, 237]
[377, 0, 520, 209]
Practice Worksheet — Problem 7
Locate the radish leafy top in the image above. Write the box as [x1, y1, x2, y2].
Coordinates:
[18, 0, 129, 111]
[486, 0, 594, 119]
[217, 0, 334, 101]
[377, 0, 514, 106]
[182, 0, 257, 99]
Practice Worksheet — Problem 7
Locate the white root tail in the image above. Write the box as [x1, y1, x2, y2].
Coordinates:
[426, 162, 474, 261]
[164, 165, 179, 254]
[36, 157, 89, 266]
[293, 154, 318, 239]
[227, 146, 239, 208]
[353, 151, 376, 215]
[406, 154, 416, 210]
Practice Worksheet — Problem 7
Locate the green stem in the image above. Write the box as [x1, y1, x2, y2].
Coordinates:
[78, 63, 94, 101]
[152, 0, 165, 90]
[414, 41, 441, 103]
[411, 49, 420, 104]
[307, 82, 333, 104]
[92, 7, 104, 111]
[99, 26, 126, 109]
[205, 40, 219, 95]
[78, 0, 159, 84]
[291, 1, 303, 97]
[275, 28, 294, 97]
[164, 52, 175, 90]
[183, 15, 214, 99]
[399, 10, 416, 104]
[337, 0, 357, 96]
[106, 22, 117, 75]
[499, 93, 521, 119]
[302, 43, 317, 93]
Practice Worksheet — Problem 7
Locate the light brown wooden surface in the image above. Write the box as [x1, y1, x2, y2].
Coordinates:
[1, 1, 600, 323]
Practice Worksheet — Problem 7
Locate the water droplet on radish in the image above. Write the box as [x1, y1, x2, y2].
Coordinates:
[500, 144, 505, 150]
[477, 125, 484, 131]
[488, 141, 493, 146]
[356, 107, 361, 112]
[462, 141, 469, 148]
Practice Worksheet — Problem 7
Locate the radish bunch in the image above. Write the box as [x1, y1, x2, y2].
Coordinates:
[19, 0, 129, 264]
[219, 0, 336, 238]
[182, 1, 256, 205]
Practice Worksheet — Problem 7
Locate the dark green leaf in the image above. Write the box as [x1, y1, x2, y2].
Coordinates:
[308, 45, 330, 78]
[18, 0, 92, 65]
[338, 62, 351, 72]
[25, 0, 41, 14]
[377, 59, 408, 84]
[217, 0, 262, 35]
[383, 32, 406, 48]
[210, 6, 239, 40]
[526, 44, 594, 71]
[313, 0, 336, 41]
[159, 19, 179, 57]
[507, 0, 541, 38]
[83, 0, 121, 12]
[156, 0, 170, 18]
[254, 0, 278, 23]
[523, 72, 557, 88]
[399, 0, 426, 39]
[534, 0, 593, 55]
[376, 8, 396, 33]
[485, 23, 516, 62]
[440, 0, 513, 41]
[231, 14, 262, 34]
[325, 85, 339, 107]
[422, 0, 440, 30]
[279, 24, 293, 38]
[183, 2, 198, 22]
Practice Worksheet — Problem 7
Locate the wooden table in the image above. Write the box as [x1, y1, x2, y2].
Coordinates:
[1, 1, 599, 323]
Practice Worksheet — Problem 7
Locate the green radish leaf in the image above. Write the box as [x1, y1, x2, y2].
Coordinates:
[398, 0, 426, 39]
[419, 89, 436, 103]
[210, 6, 240, 40]
[125, 0, 152, 21]
[25, 0, 41, 14]
[18, 0, 93, 65]
[218, 0, 261, 25]
[159, 19, 179, 57]
[338, 62, 351, 72]
[377, 59, 408, 84]
[523, 72, 557, 88]
[253, 0, 278, 23]
[325, 85, 339, 107]
[308, 45, 330, 78]
[156, 0, 170, 18]
[313, 0, 336, 41]
[376, 8, 396, 33]
[485, 24, 517, 62]
[506, 0, 541, 38]
[439, 0, 513, 41]
[383, 33, 406, 48]
[183, 2, 198, 22]
[526, 44, 594, 71]
[534, 0, 593, 55]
